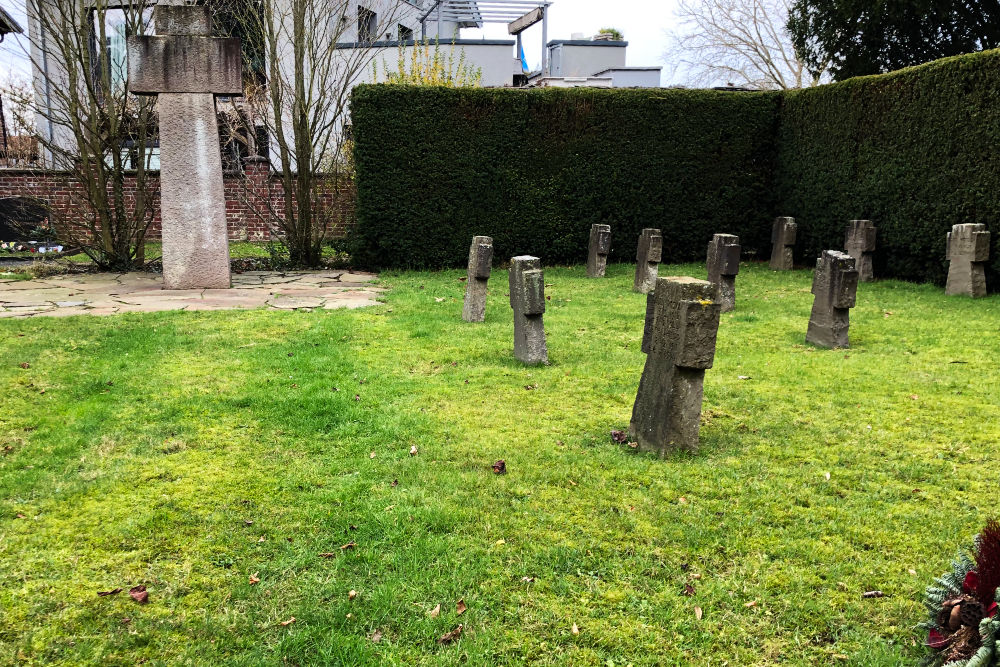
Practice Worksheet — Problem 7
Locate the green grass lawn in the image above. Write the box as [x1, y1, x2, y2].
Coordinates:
[1, 262, 999, 665]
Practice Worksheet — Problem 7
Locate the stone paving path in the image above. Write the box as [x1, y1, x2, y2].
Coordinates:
[0, 270, 383, 318]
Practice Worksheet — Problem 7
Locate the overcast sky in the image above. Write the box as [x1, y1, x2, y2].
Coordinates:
[0, 0, 682, 83]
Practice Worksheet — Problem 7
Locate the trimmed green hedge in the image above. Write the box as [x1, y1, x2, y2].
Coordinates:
[776, 49, 1000, 284]
[350, 86, 780, 269]
[351, 50, 1000, 284]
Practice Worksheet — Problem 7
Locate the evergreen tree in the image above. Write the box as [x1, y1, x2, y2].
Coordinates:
[788, 0, 1000, 80]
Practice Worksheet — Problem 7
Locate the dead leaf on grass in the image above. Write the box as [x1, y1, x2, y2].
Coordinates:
[571, 623, 580, 635]
[428, 604, 441, 618]
[438, 624, 463, 644]
[682, 583, 696, 597]
[97, 588, 122, 597]
[370, 629, 383, 643]
[18, 362, 29, 369]
[744, 600, 757, 608]
[129, 585, 149, 604]
[319, 553, 337, 558]
[492, 460, 506, 474]
[249, 572, 260, 585]
[610, 429, 627, 443]
[348, 589, 358, 600]
[279, 617, 296, 626]
[456, 599, 467, 615]
[410, 445, 418, 456]
[694, 606, 703, 620]
[341, 542, 356, 550]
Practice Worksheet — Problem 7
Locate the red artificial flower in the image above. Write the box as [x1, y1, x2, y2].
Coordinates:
[927, 628, 952, 649]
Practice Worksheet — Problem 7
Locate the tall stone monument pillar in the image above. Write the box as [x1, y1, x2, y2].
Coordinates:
[587, 224, 611, 278]
[769, 217, 797, 270]
[509, 256, 548, 364]
[462, 236, 493, 322]
[629, 277, 721, 455]
[946, 223, 990, 297]
[845, 219, 876, 282]
[127, 1, 242, 289]
[633, 228, 662, 294]
[806, 250, 859, 349]
[706, 233, 741, 312]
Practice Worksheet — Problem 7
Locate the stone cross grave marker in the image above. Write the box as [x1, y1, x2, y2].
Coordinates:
[127, 1, 242, 289]
[845, 219, 876, 282]
[630, 277, 721, 454]
[633, 228, 662, 293]
[462, 235, 493, 322]
[587, 224, 611, 278]
[806, 250, 858, 349]
[706, 233, 741, 312]
[946, 223, 990, 297]
[508, 255, 548, 364]
[769, 217, 797, 270]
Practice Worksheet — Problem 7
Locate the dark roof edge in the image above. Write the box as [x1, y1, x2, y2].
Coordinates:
[548, 40, 628, 47]
[336, 38, 514, 49]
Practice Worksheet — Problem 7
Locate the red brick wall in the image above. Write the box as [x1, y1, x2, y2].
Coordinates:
[0, 158, 354, 241]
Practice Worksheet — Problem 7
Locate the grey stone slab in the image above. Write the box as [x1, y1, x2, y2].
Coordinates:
[630, 277, 721, 454]
[462, 236, 493, 322]
[633, 228, 662, 293]
[587, 224, 611, 278]
[508, 255, 548, 364]
[706, 233, 740, 313]
[845, 220, 876, 282]
[770, 217, 797, 270]
[946, 223, 990, 297]
[806, 250, 858, 349]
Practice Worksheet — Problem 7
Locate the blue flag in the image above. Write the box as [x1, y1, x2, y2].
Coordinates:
[519, 42, 528, 72]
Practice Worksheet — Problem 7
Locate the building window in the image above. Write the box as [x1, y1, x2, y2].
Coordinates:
[358, 6, 376, 43]
[398, 24, 413, 41]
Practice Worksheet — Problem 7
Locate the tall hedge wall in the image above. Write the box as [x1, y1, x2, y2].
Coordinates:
[350, 86, 780, 269]
[776, 49, 1000, 284]
[351, 49, 1000, 284]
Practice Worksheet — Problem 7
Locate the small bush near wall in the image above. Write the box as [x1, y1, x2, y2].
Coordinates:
[350, 86, 780, 269]
[776, 49, 1000, 285]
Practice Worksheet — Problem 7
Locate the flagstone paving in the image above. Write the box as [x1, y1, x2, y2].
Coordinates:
[0, 270, 382, 318]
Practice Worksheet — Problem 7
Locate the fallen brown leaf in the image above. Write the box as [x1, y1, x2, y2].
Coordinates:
[744, 600, 757, 608]
[318, 553, 337, 558]
[18, 362, 30, 369]
[249, 573, 260, 585]
[571, 623, 580, 635]
[370, 629, 383, 643]
[520, 576, 535, 583]
[694, 606, 703, 621]
[410, 445, 418, 456]
[492, 460, 506, 475]
[348, 589, 358, 600]
[456, 599, 467, 615]
[682, 583, 696, 597]
[279, 617, 296, 626]
[341, 541, 356, 550]
[391, 479, 398, 487]
[610, 429, 627, 443]
[369, 451, 376, 458]
[129, 585, 149, 604]
[862, 590, 886, 599]
[438, 624, 463, 644]
[428, 604, 441, 618]
[97, 588, 122, 597]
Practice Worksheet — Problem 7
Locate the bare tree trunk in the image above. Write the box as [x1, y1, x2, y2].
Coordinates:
[224, 0, 410, 268]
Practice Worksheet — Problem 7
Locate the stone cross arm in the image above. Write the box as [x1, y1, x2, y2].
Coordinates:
[127, 35, 243, 95]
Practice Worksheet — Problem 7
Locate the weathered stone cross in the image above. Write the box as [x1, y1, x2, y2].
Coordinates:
[946, 223, 990, 297]
[128, 1, 243, 289]
[630, 276, 721, 454]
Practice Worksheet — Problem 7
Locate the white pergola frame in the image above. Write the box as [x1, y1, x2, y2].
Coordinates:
[419, 0, 553, 74]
